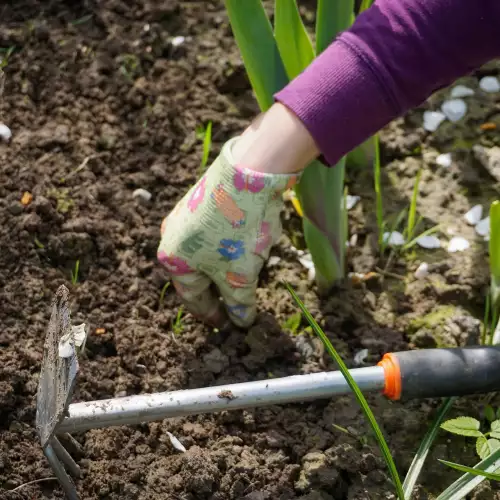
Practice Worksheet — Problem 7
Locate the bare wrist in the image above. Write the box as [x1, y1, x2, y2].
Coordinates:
[231, 103, 320, 174]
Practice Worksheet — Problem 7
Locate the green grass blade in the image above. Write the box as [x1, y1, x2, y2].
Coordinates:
[403, 397, 456, 497]
[224, 0, 289, 111]
[481, 292, 491, 345]
[373, 134, 384, 246]
[489, 201, 500, 308]
[436, 447, 500, 500]
[439, 459, 500, 481]
[406, 169, 422, 240]
[316, 0, 354, 54]
[274, 0, 315, 79]
[285, 283, 404, 499]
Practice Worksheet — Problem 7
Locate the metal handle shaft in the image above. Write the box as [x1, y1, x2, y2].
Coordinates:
[58, 367, 385, 434]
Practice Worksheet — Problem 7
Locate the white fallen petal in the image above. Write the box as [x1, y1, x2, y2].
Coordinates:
[414, 262, 429, 280]
[349, 233, 358, 248]
[436, 153, 452, 167]
[298, 253, 314, 270]
[346, 195, 360, 210]
[450, 85, 475, 98]
[423, 111, 446, 132]
[479, 76, 500, 93]
[307, 266, 316, 282]
[267, 256, 281, 267]
[166, 432, 186, 453]
[441, 99, 467, 122]
[354, 349, 369, 366]
[475, 216, 490, 237]
[416, 235, 441, 249]
[447, 236, 470, 253]
[72, 324, 88, 347]
[0, 123, 12, 141]
[58, 323, 88, 358]
[383, 231, 405, 246]
[133, 188, 152, 202]
[58, 340, 75, 358]
[464, 205, 483, 225]
[171, 36, 186, 47]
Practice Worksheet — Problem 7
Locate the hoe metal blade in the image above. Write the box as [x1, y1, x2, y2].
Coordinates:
[36, 284, 86, 500]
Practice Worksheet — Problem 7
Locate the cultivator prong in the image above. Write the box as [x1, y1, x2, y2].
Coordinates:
[36, 286, 500, 499]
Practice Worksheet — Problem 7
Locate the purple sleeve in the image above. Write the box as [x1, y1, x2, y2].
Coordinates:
[275, 0, 500, 167]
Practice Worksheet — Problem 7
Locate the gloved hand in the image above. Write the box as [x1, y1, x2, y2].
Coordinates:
[157, 137, 299, 328]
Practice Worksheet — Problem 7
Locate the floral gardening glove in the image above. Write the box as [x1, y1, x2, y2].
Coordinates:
[158, 137, 299, 328]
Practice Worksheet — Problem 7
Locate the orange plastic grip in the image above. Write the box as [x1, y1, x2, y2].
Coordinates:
[378, 353, 402, 401]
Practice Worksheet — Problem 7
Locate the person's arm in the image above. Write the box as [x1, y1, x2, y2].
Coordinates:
[233, 0, 500, 174]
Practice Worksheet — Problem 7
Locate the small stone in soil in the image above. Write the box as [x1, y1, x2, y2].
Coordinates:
[0, 123, 12, 141]
[132, 188, 152, 202]
[166, 431, 186, 453]
[414, 262, 429, 280]
[436, 152, 452, 167]
[346, 194, 360, 210]
[171, 36, 186, 47]
[266, 256, 281, 267]
[353, 348, 369, 366]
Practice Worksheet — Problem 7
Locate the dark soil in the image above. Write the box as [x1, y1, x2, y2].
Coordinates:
[1, 1, 500, 499]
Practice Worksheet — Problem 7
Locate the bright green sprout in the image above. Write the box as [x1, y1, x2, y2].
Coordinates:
[172, 306, 184, 336]
[159, 282, 171, 309]
[0, 46, 15, 69]
[71, 260, 80, 285]
[281, 310, 302, 335]
[197, 121, 213, 176]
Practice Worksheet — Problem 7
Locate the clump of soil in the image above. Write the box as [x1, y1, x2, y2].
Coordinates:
[1, 1, 499, 499]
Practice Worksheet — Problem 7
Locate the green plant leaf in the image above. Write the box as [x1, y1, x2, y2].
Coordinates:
[316, 0, 354, 54]
[403, 397, 455, 497]
[224, 0, 289, 111]
[477, 436, 488, 459]
[286, 283, 404, 499]
[436, 447, 500, 499]
[491, 419, 500, 432]
[274, 0, 314, 79]
[476, 437, 500, 460]
[485, 405, 496, 423]
[441, 417, 482, 437]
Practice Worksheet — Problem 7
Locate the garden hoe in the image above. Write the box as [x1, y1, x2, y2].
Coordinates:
[37, 285, 500, 500]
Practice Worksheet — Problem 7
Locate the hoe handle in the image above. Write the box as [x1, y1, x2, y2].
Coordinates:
[378, 346, 500, 401]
